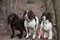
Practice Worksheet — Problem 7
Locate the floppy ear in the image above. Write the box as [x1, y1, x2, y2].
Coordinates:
[7, 14, 12, 24]
[14, 14, 19, 23]
[46, 12, 52, 23]
[23, 10, 27, 17]
[28, 10, 35, 20]
[22, 10, 25, 17]
[49, 14, 52, 23]
[41, 12, 46, 20]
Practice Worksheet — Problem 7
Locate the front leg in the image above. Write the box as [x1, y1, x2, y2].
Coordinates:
[25, 27, 29, 39]
[10, 24, 15, 38]
[32, 27, 36, 39]
[28, 29, 31, 37]
[18, 29, 23, 39]
[38, 27, 42, 39]
[48, 29, 53, 40]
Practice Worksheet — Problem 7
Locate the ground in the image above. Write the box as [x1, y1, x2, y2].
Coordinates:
[0, 36, 42, 40]
[0, 36, 55, 40]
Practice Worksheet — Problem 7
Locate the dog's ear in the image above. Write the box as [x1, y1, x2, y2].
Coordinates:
[28, 10, 35, 20]
[46, 12, 52, 23]
[48, 13, 52, 23]
[22, 10, 27, 16]
[14, 14, 19, 23]
[23, 10, 26, 18]
[7, 14, 13, 24]
[40, 12, 45, 20]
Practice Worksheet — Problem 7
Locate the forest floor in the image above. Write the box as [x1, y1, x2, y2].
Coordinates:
[0, 36, 42, 40]
[0, 36, 55, 40]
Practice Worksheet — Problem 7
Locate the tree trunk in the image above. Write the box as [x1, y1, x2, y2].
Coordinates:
[53, 0, 60, 40]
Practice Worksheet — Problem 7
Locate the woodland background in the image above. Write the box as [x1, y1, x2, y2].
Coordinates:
[0, 0, 59, 40]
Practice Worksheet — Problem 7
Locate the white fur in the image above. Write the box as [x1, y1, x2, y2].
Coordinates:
[24, 16, 39, 39]
[38, 20, 53, 40]
[42, 16, 46, 21]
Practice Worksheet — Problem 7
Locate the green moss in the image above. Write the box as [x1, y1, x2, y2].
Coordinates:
[27, 0, 34, 3]
[0, 0, 3, 4]
[40, 2, 48, 11]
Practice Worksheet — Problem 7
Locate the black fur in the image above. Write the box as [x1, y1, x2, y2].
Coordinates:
[8, 13, 26, 39]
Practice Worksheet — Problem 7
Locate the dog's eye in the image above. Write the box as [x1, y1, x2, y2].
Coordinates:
[12, 16, 15, 18]
[13, 16, 14, 17]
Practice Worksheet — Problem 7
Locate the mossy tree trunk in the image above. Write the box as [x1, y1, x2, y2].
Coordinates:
[53, 0, 60, 40]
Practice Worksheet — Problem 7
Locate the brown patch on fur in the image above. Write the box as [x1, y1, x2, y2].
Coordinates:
[23, 10, 35, 20]
[28, 10, 35, 20]
[46, 12, 52, 23]
[41, 12, 52, 23]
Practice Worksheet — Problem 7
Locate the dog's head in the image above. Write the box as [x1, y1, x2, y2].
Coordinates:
[8, 13, 19, 24]
[23, 10, 35, 22]
[41, 12, 52, 22]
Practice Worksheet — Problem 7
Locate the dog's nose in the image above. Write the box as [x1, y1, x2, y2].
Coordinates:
[24, 16, 27, 20]
[24, 16, 26, 19]
[42, 17, 44, 19]
[10, 17, 13, 20]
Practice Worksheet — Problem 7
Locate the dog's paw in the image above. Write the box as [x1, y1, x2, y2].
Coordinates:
[37, 35, 40, 39]
[26, 35, 29, 39]
[10, 35, 14, 38]
[32, 35, 36, 39]
[32, 39, 35, 40]
[24, 34, 26, 37]
[18, 34, 23, 39]
[19, 36, 22, 39]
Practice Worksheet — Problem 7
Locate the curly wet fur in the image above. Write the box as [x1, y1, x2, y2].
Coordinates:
[8, 13, 26, 39]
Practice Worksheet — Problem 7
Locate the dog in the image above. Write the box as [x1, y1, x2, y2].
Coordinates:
[38, 12, 53, 40]
[8, 13, 26, 39]
[23, 10, 39, 39]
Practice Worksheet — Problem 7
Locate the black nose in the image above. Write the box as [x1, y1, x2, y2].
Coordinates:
[24, 17, 27, 20]
[24, 16, 26, 19]
[42, 18, 44, 19]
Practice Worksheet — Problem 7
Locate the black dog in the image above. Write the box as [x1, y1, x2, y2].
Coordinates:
[8, 13, 26, 39]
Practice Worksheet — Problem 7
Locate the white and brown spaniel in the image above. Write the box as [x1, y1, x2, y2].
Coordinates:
[23, 10, 39, 39]
[38, 12, 53, 40]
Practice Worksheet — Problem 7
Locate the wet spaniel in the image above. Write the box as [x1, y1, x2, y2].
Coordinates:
[23, 10, 39, 39]
[8, 13, 26, 39]
[38, 12, 53, 40]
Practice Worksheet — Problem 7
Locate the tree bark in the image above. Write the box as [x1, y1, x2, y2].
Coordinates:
[53, 0, 60, 40]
